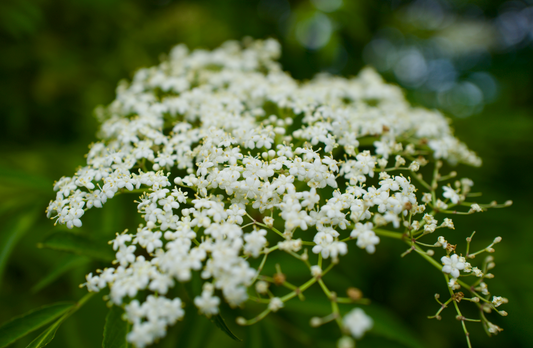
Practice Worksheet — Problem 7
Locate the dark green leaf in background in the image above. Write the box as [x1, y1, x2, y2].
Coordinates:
[38, 232, 114, 262]
[365, 305, 427, 348]
[102, 306, 130, 348]
[31, 255, 91, 294]
[0, 302, 73, 348]
[184, 312, 211, 348]
[0, 167, 50, 192]
[26, 316, 66, 348]
[26, 292, 95, 348]
[0, 208, 40, 287]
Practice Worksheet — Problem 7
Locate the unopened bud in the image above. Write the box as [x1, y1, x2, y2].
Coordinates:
[337, 336, 355, 348]
[493, 236, 502, 244]
[236, 317, 247, 325]
[310, 317, 322, 327]
[347, 287, 363, 301]
[273, 272, 286, 285]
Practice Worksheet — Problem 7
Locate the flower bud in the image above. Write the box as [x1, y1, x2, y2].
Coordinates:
[347, 287, 363, 301]
[310, 317, 322, 327]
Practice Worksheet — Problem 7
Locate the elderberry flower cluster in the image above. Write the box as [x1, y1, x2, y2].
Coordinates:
[47, 39, 509, 347]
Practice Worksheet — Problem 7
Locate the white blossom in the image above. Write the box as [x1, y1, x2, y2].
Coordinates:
[343, 308, 373, 339]
[441, 254, 465, 278]
[268, 297, 284, 312]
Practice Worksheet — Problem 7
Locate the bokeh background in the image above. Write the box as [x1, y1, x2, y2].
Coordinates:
[1, 0, 532, 347]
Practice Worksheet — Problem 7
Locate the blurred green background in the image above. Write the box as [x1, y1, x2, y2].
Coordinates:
[0, 0, 532, 347]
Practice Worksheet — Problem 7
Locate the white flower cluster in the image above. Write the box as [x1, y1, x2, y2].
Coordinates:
[46, 39, 501, 347]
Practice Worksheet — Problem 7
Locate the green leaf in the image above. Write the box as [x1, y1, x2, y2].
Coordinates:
[364, 305, 427, 348]
[261, 317, 283, 347]
[102, 306, 130, 348]
[0, 302, 73, 348]
[26, 293, 95, 348]
[209, 314, 242, 342]
[0, 209, 40, 287]
[26, 316, 65, 348]
[38, 232, 115, 262]
[31, 255, 90, 293]
[245, 322, 262, 348]
[185, 314, 211, 348]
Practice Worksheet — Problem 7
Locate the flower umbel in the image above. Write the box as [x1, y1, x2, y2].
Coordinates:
[50, 39, 508, 347]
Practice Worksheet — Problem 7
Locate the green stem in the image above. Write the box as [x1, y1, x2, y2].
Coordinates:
[445, 274, 473, 348]
[373, 228, 405, 240]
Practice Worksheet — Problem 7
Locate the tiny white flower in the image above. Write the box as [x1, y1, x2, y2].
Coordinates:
[469, 203, 483, 213]
[268, 297, 284, 312]
[443, 186, 461, 204]
[408, 161, 420, 172]
[441, 254, 465, 278]
[448, 278, 460, 290]
[492, 296, 507, 307]
[472, 267, 483, 277]
[255, 281, 269, 294]
[343, 308, 373, 339]
[194, 284, 220, 316]
[311, 265, 322, 277]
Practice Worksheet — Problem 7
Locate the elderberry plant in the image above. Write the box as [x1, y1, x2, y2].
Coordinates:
[44, 39, 510, 348]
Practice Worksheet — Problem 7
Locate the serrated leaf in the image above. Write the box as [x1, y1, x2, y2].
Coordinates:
[102, 306, 130, 348]
[25, 316, 65, 348]
[0, 302, 73, 348]
[38, 232, 114, 262]
[209, 314, 242, 342]
[26, 293, 95, 348]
